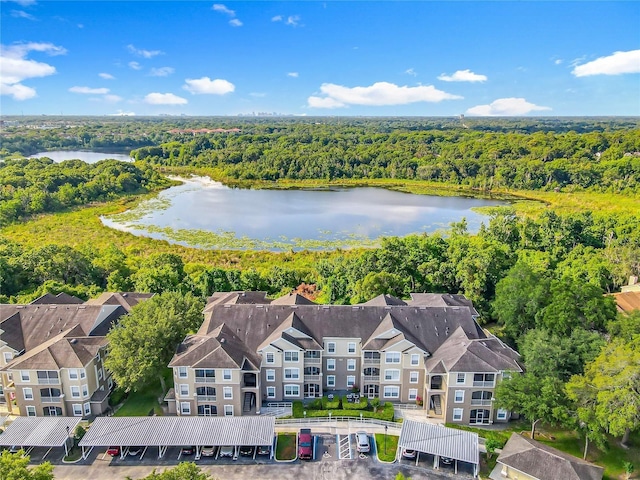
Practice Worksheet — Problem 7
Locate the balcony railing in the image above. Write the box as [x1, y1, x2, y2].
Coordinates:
[473, 381, 495, 388]
[363, 375, 380, 382]
[429, 384, 445, 390]
[37, 378, 60, 385]
[41, 395, 63, 403]
[195, 377, 216, 383]
[196, 395, 217, 402]
[471, 399, 493, 406]
[304, 374, 321, 381]
[303, 357, 321, 364]
[364, 358, 380, 365]
[284, 376, 300, 381]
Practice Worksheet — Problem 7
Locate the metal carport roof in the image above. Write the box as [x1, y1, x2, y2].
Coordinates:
[0, 417, 82, 447]
[79, 416, 275, 448]
[398, 419, 479, 465]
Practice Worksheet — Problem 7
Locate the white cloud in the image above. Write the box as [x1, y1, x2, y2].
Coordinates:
[307, 81, 462, 108]
[144, 92, 188, 105]
[0, 42, 65, 100]
[272, 14, 301, 26]
[438, 69, 487, 82]
[271, 15, 282, 22]
[126, 44, 162, 59]
[99, 72, 115, 80]
[287, 72, 299, 78]
[11, 10, 36, 20]
[572, 49, 640, 77]
[212, 4, 235, 16]
[229, 18, 243, 27]
[128, 61, 142, 70]
[183, 77, 235, 95]
[554, 59, 563, 65]
[108, 110, 136, 116]
[149, 66, 175, 77]
[466, 97, 551, 116]
[103, 94, 122, 103]
[405, 68, 417, 77]
[69, 86, 110, 94]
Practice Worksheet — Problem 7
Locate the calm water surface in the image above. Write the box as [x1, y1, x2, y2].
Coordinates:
[101, 176, 507, 251]
[29, 151, 132, 163]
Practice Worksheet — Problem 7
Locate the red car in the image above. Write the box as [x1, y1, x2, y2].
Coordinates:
[298, 428, 313, 460]
[106, 446, 120, 456]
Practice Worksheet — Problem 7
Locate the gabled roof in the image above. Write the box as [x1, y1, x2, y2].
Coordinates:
[85, 292, 153, 312]
[270, 293, 316, 305]
[408, 293, 479, 316]
[497, 434, 603, 480]
[30, 292, 84, 305]
[203, 291, 270, 312]
[361, 294, 407, 306]
[611, 291, 640, 313]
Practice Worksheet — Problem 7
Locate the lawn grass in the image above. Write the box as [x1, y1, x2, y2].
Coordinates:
[62, 446, 83, 462]
[375, 433, 399, 462]
[113, 371, 171, 417]
[275, 433, 296, 461]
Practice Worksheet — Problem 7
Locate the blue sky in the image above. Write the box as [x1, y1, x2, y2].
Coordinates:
[1, 1, 639, 116]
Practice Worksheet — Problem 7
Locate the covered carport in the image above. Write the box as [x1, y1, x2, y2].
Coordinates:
[0, 417, 81, 458]
[78, 416, 275, 460]
[398, 420, 479, 477]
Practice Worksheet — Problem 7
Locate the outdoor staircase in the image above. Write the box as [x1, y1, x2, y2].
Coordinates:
[243, 392, 253, 412]
[433, 395, 442, 415]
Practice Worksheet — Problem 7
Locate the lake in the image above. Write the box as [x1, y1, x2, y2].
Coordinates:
[101, 176, 507, 251]
[29, 150, 132, 163]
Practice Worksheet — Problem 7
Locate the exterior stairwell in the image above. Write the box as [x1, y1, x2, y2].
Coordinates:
[243, 392, 254, 412]
[433, 395, 442, 416]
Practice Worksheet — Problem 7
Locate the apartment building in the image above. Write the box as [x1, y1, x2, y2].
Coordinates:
[168, 291, 522, 425]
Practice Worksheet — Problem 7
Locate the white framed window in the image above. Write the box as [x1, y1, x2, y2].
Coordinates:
[348, 342, 356, 354]
[347, 376, 355, 388]
[410, 371, 419, 384]
[284, 368, 299, 380]
[69, 369, 78, 380]
[383, 386, 399, 398]
[223, 369, 232, 381]
[327, 359, 336, 371]
[327, 375, 335, 387]
[23, 388, 33, 400]
[98, 368, 103, 380]
[266, 386, 276, 398]
[96, 351, 101, 362]
[384, 369, 400, 381]
[178, 367, 188, 378]
[108, 377, 113, 390]
[26, 406, 36, 417]
[265, 352, 275, 364]
[20, 371, 30, 382]
[83, 402, 91, 415]
[327, 342, 336, 354]
[3, 352, 12, 363]
[71, 386, 80, 398]
[410, 354, 419, 366]
[266, 369, 275, 382]
[385, 352, 400, 364]
[223, 387, 233, 399]
[224, 405, 234, 416]
[82, 384, 89, 398]
[497, 408, 508, 420]
[80, 369, 86, 379]
[455, 390, 464, 403]
[179, 384, 189, 396]
[408, 389, 418, 401]
[347, 359, 356, 371]
[181, 402, 190, 415]
[284, 351, 299, 362]
[72, 404, 82, 416]
[284, 384, 300, 397]
[456, 373, 465, 384]
[453, 408, 464, 422]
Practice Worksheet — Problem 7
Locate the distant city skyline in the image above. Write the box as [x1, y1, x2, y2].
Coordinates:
[1, 1, 639, 116]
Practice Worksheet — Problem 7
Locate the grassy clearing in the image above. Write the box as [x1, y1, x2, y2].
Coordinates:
[275, 433, 296, 461]
[374, 433, 398, 462]
[113, 371, 171, 417]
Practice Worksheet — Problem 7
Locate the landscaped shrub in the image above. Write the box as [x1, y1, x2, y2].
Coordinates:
[292, 399, 395, 422]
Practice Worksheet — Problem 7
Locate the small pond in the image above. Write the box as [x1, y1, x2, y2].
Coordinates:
[29, 151, 132, 163]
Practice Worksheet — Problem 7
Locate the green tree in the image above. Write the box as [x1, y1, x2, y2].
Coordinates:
[132, 253, 186, 293]
[607, 310, 640, 341]
[0, 450, 54, 480]
[105, 291, 204, 392]
[353, 271, 407, 302]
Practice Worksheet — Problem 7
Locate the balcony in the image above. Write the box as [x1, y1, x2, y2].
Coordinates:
[473, 381, 495, 388]
[196, 395, 217, 402]
[37, 378, 60, 385]
[363, 375, 380, 382]
[41, 395, 63, 403]
[304, 374, 321, 382]
[471, 399, 493, 406]
[303, 357, 321, 365]
[195, 376, 216, 384]
[364, 358, 380, 365]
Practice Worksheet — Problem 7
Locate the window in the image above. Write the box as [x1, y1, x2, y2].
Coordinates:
[223, 387, 233, 399]
[385, 352, 400, 364]
[384, 369, 400, 381]
[224, 405, 234, 416]
[80, 369, 86, 379]
[284, 385, 300, 397]
[284, 368, 299, 380]
[267, 386, 276, 398]
[180, 402, 190, 415]
[348, 342, 356, 354]
[223, 369, 232, 381]
[410, 371, 419, 384]
[347, 376, 356, 388]
[497, 408, 508, 420]
[179, 384, 189, 396]
[453, 408, 464, 421]
[454, 390, 464, 403]
[473, 373, 495, 385]
[178, 367, 187, 378]
[383, 386, 399, 398]
[456, 373, 466, 384]
[72, 404, 82, 416]
[410, 354, 420, 366]
[26, 406, 36, 417]
[98, 368, 103, 380]
[266, 369, 275, 382]
[37, 370, 59, 384]
[108, 377, 113, 390]
[195, 369, 215, 382]
[23, 388, 33, 400]
[20, 371, 30, 382]
[84, 402, 91, 415]
[3, 352, 12, 363]
[347, 359, 356, 371]
[326, 375, 335, 387]
[71, 386, 80, 398]
[326, 359, 336, 371]
[82, 384, 89, 398]
[265, 352, 275, 364]
[284, 351, 299, 362]
[327, 342, 336, 354]
[69, 369, 78, 380]
[408, 389, 418, 401]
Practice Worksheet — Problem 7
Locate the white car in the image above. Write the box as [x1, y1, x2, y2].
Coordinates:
[356, 431, 370, 453]
[219, 446, 234, 458]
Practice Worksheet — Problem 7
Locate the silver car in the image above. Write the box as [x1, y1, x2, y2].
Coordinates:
[356, 431, 370, 453]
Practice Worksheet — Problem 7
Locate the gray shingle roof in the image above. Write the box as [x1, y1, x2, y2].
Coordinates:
[30, 292, 84, 305]
[85, 292, 153, 312]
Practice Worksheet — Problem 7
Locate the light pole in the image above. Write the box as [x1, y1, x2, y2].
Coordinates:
[65, 425, 70, 456]
[384, 425, 388, 456]
[303, 410, 306, 420]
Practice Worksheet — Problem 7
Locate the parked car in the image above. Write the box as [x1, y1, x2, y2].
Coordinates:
[219, 446, 235, 458]
[441, 456, 454, 465]
[128, 447, 143, 456]
[298, 428, 313, 460]
[106, 446, 120, 456]
[355, 431, 370, 453]
[8, 446, 21, 454]
[239, 445, 254, 456]
[201, 446, 216, 457]
[180, 446, 195, 456]
[401, 448, 416, 459]
[257, 445, 271, 456]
